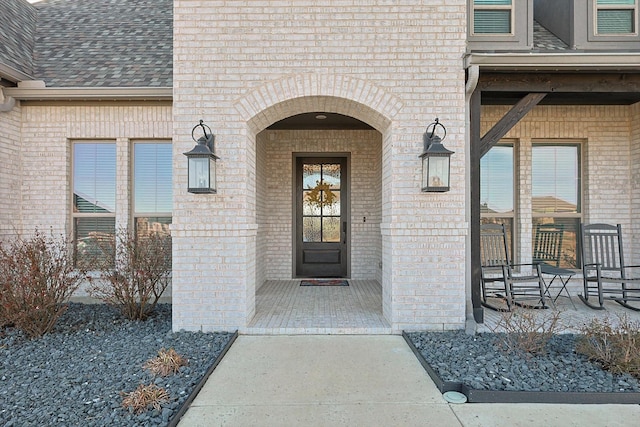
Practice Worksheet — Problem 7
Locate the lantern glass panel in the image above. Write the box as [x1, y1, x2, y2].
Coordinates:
[428, 156, 450, 188]
[189, 157, 210, 190]
[209, 156, 217, 192]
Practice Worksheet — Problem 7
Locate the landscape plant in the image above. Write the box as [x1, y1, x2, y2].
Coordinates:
[0, 229, 87, 338]
[492, 307, 564, 356]
[576, 313, 640, 378]
[89, 228, 171, 321]
[144, 348, 188, 377]
[121, 384, 170, 414]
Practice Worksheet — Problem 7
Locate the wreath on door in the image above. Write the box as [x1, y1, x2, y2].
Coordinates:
[306, 180, 336, 209]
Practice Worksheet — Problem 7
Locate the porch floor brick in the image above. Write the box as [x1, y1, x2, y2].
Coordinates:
[244, 279, 392, 334]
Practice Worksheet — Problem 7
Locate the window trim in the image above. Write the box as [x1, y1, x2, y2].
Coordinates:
[71, 140, 117, 265]
[480, 142, 516, 260]
[131, 140, 173, 237]
[591, 0, 639, 39]
[531, 141, 583, 269]
[471, 0, 515, 36]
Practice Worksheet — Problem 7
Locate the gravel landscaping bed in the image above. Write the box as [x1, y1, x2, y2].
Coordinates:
[0, 303, 234, 427]
[406, 330, 640, 394]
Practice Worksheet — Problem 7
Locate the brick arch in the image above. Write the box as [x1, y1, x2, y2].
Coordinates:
[236, 73, 403, 133]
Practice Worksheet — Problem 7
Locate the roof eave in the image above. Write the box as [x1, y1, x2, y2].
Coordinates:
[3, 86, 173, 101]
[0, 63, 34, 83]
[464, 52, 640, 72]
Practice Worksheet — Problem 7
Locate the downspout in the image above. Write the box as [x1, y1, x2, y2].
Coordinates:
[0, 88, 16, 112]
[464, 65, 480, 333]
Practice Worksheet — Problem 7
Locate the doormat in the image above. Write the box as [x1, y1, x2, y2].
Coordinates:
[300, 279, 349, 286]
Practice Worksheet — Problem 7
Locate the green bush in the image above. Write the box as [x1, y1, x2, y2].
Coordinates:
[89, 228, 171, 320]
[576, 314, 640, 378]
[0, 230, 86, 338]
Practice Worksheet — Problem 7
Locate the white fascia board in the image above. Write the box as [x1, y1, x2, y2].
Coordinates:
[464, 52, 640, 72]
[3, 86, 173, 101]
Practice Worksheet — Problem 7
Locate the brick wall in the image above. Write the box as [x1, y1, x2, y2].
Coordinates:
[631, 103, 640, 263]
[0, 102, 23, 239]
[17, 102, 173, 296]
[173, 0, 468, 331]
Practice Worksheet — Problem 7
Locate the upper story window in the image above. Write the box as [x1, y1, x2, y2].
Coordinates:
[473, 0, 513, 34]
[596, 0, 637, 34]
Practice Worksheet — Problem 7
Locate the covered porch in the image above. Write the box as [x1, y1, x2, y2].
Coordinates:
[244, 278, 640, 335]
[244, 280, 391, 335]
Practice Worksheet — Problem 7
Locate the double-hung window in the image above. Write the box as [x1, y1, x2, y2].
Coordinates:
[481, 144, 515, 258]
[532, 143, 581, 268]
[133, 142, 172, 239]
[73, 142, 116, 266]
[596, 0, 637, 34]
[472, 0, 513, 34]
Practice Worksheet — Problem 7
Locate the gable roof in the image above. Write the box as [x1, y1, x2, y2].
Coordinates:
[0, 0, 37, 80]
[32, 0, 172, 87]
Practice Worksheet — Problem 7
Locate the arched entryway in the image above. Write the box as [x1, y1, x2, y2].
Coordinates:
[239, 86, 398, 333]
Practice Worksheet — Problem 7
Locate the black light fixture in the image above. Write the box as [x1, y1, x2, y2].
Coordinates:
[419, 118, 453, 192]
[184, 120, 219, 194]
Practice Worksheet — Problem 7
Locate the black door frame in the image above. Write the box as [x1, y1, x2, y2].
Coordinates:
[292, 152, 351, 278]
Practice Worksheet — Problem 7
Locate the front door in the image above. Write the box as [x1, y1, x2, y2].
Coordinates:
[295, 157, 348, 277]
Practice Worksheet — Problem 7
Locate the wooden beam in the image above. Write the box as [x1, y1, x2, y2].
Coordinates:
[480, 93, 547, 157]
[470, 87, 483, 324]
[479, 72, 640, 93]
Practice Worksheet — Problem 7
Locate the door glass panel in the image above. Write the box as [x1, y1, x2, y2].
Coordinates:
[303, 164, 322, 189]
[322, 217, 341, 242]
[301, 162, 343, 243]
[323, 163, 341, 189]
[303, 191, 321, 215]
[323, 190, 340, 216]
[303, 217, 321, 242]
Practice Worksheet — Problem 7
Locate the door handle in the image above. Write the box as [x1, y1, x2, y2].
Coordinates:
[342, 221, 347, 244]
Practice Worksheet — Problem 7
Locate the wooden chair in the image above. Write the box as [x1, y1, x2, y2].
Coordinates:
[579, 223, 640, 311]
[480, 223, 548, 311]
[533, 223, 564, 267]
[533, 223, 577, 309]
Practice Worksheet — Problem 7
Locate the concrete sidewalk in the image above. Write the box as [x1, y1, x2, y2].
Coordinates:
[177, 335, 640, 427]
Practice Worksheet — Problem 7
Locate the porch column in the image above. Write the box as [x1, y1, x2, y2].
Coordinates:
[171, 223, 258, 332]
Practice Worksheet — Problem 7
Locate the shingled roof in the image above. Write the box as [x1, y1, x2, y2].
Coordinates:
[32, 0, 172, 87]
[0, 0, 37, 78]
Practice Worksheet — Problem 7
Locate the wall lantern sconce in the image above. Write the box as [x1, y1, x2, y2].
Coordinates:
[419, 118, 453, 192]
[184, 120, 219, 194]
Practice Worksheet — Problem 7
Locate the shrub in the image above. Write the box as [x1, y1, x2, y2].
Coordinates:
[492, 308, 563, 356]
[144, 348, 188, 377]
[576, 314, 640, 378]
[89, 228, 171, 320]
[121, 384, 169, 414]
[0, 230, 86, 338]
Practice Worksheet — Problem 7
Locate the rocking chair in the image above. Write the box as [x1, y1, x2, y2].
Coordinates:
[480, 223, 548, 311]
[579, 223, 640, 311]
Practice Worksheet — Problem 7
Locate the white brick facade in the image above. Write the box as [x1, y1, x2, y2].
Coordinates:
[1, 1, 639, 334]
[171, 1, 469, 332]
[0, 104, 22, 239]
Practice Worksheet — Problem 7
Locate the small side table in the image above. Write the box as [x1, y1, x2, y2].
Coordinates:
[539, 263, 576, 310]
